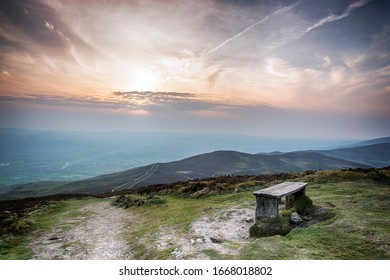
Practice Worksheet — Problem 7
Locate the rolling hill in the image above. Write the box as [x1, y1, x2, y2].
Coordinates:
[1, 139, 388, 200]
[59, 149, 370, 194]
[317, 143, 390, 167]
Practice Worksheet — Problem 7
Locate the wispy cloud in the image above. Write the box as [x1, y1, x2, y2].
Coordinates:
[1, 70, 11, 77]
[44, 20, 55, 31]
[112, 91, 199, 108]
[203, 0, 301, 57]
[0, 94, 121, 110]
[0, 0, 389, 137]
[304, 0, 373, 35]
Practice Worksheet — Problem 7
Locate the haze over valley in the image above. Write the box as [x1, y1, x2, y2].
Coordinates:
[0, 128, 359, 187]
[0, 128, 388, 200]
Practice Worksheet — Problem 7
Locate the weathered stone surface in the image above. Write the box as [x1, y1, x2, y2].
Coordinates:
[290, 212, 302, 223]
[255, 196, 279, 218]
[254, 182, 308, 218]
[254, 182, 307, 198]
[209, 235, 224, 244]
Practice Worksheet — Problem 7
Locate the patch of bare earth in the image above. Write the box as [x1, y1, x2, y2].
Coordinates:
[31, 200, 131, 260]
[155, 207, 254, 259]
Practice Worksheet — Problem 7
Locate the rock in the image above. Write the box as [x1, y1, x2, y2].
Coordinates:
[244, 217, 254, 223]
[171, 248, 182, 259]
[204, 236, 212, 244]
[209, 235, 224, 244]
[290, 212, 302, 223]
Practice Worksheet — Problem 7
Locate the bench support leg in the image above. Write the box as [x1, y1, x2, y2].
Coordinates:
[255, 196, 279, 218]
[285, 195, 294, 209]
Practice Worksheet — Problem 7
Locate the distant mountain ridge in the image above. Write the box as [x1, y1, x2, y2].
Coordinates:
[60, 149, 371, 195]
[1, 128, 355, 187]
[1, 138, 389, 200]
[348, 137, 390, 147]
[318, 143, 390, 167]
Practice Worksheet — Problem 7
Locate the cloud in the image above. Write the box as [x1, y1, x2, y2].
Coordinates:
[0, 94, 122, 111]
[1, 70, 11, 77]
[304, 0, 373, 35]
[0, 0, 99, 73]
[113, 91, 198, 104]
[207, 69, 224, 89]
[203, 0, 301, 57]
[44, 20, 54, 31]
[112, 91, 225, 112]
[0, 0, 388, 137]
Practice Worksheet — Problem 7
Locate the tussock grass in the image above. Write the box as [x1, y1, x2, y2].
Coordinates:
[249, 216, 292, 238]
[240, 180, 390, 259]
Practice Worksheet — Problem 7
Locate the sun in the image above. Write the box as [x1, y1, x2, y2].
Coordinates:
[130, 68, 160, 92]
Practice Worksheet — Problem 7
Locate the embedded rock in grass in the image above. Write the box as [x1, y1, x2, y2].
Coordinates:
[290, 212, 302, 223]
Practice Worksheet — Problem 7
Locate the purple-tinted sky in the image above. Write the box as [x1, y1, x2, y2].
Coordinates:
[0, 0, 389, 137]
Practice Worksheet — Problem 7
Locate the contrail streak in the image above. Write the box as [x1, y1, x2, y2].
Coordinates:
[304, 0, 373, 35]
[202, 0, 301, 57]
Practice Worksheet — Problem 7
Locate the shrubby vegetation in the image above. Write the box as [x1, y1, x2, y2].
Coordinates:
[304, 167, 390, 184]
[114, 195, 165, 208]
[119, 172, 300, 198]
[249, 194, 316, 238]
[0, 212, 33, 235]
[294, 195, 313, 215]
[249, 215, 292, 238]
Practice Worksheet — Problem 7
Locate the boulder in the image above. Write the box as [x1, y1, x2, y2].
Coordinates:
[290, 212, 302, 223]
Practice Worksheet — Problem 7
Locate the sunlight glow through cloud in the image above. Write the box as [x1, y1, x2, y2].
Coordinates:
[0, 0, 389, 137]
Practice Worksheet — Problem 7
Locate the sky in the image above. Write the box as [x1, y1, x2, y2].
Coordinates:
[0, 0, 389, 138]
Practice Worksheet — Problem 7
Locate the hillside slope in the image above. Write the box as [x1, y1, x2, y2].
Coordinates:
[1, 142, 387, 199]
[317, 143, 390, 167]
[61, 150, 369, 194]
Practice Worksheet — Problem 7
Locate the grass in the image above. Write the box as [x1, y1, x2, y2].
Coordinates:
[32, 197, 98, 231]
[0, 234, 32, 260]
[239, 180, 390, 259]
[0, 197, 98, 260]
[119, 170, 390, 259]
[1, 168, 389, 260]
[121, 191, 253, 259]
[249, 216, 292, 238]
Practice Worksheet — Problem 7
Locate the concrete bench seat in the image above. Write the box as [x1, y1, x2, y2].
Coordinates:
[253, 182, 307, 218]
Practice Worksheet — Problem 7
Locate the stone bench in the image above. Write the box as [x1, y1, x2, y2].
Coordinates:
[253, 182, 307, 218]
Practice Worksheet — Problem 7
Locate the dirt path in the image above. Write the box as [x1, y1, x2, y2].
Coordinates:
[112, 163, 159, 191]
[31, 200, 131, 260]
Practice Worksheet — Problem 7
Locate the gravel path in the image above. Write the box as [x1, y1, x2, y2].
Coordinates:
[31, 200, 130, 260]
